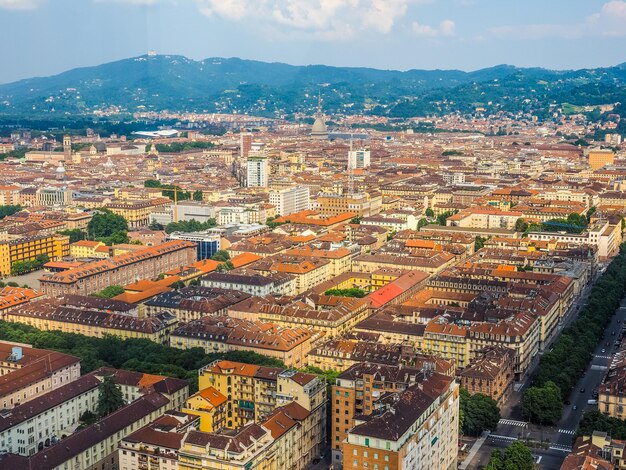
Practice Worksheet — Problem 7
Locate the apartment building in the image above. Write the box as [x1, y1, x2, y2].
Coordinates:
[105, 198, 171, 228]
[0, 342, 80, 410]
[169, 316, 316, 367]
[458, 347, 515, 404]
[343, 376, 459, 470]
[7, 298, 178, 344]
[0, 233, 69, 276]
[332, 362, 459, 468]
[269, 185, 310, 216]
[39, 240, 196, 296]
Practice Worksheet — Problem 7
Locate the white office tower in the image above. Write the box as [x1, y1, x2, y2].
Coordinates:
[348, 147, 371, 169]
[246, 154, 268, 187]
[269, 186, 310, 216]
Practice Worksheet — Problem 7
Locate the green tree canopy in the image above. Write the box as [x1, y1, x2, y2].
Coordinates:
[522, 381, 562, 425]
[88, 209, 129, 244]
[460, 388, 501, 436]
[165, 218, 217, 234]
[514, 218, 528, 233]
[97, 375, 125, 417]
[0, 205, 22, 220]
[92, 285, 125, 299]
[324, 288, 367, 298]
[486, 442, 534, 470]
[425, 208, 435, 218]
[211, 250, 231, 262]
[57, 228, 84, 243]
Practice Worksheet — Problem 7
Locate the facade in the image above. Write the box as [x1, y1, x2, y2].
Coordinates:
[247, 154, 269, 188]
[588, 149, 615, 170]
[338, 368, 459, 470]
[36, 186, 73, 206]
[0, 343, 81, 411]
[0, 234, 69, 276]
[458, 347, 515, 404]
[269, 185, 310, 216]
[167, 231, 220, 260]
[348, 147, 371, 169]
[39, 240, 196, 296]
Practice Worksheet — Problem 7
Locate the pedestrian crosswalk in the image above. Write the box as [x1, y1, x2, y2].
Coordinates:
[559, 429, 576, 435]
[550, 444, 573, 453]
[488, 434, 517, 442]
[595, 355, 613, 360]
[498, 419, 527, 427]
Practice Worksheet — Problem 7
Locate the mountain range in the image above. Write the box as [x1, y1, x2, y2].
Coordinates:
[1, 54, 626, 119]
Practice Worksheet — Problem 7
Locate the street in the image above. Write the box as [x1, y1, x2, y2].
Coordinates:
[461, 263, 626, 469]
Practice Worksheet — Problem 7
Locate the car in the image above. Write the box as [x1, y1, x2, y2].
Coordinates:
[573, 405, 578, 410]
[602, 349, 606, 353]
[613, 332, 616, 336]
[565, 399, 571, 405]
[312, 458, 321, 465]
[580, 388, 586, 393]
[606, 342, 611, 346]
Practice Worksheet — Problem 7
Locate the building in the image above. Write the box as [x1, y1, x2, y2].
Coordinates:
[331, 362, 451, 464]
[198, 360, 325, 434]
[348, 147, 371, 169]
[0, 342, 81, 410]
[458, 347, 515, 404]
[36, 186, 73, 206]
[106, 198, 170, 228]
[166, 230, 220, 260]
[0, 368, 188, 470]
[240, 131, 253, 159]
[598, 346, 626, 419]
[269, 185, 310, 216]
[39, 240, 196, 296]
[6, 298, 178, 344]
[337, 365, 459, 470]
[69, 240, 106, 259]
[170, 316, 316, 367]
[247, 154, 269, 188]
[588, 149, 615, 170]
[0, 234, 69, 276]
[562, 432, 626, 470]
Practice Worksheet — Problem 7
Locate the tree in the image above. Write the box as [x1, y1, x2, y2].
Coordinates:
[193, 190, 203, 201]
[92, 285, 125, 299]
[460, 388, 501, 436]
[79, 410, 98, 426]
[586, 206, 597, 222]
[475, 236, 487, 251]
[0, 205, 22, 220]
[486, 442, 534, 470]
[522, 381, 563, 425]
[57, 228, 84, 243]
[97, 375, 125, 417]
[350, 216, 362, 224]
[324, 288, 367, 298]
[216, 260, 234, 272]
[211, 250, 230, 262]
[88, 209, 129, 245]
[566, 212, 588, 228]
[417, 218, 428, 230]
[10, 254, 49, 275]
[514, 218, 528, 233]
[436, 211, 454, 226]
[425, 208, 435, 218]
[165, 218, 216, 234]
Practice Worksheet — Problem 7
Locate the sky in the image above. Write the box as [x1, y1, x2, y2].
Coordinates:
[1, 0, 626, 84]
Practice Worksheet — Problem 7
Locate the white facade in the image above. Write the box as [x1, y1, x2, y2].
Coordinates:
[269, 186, 310, 217]
[246, 155, 268, 188]
[348, 148, 371, 169]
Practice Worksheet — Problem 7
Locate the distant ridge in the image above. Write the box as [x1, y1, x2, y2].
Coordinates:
[1, 54, 626, 118]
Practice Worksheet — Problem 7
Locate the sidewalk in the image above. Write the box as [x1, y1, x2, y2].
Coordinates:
[459, 431, 489, 470]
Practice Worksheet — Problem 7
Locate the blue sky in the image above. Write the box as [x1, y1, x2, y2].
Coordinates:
[1, 0, 625, 84]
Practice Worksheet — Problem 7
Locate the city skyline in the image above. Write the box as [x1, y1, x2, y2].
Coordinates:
[1, 0, 626, 84]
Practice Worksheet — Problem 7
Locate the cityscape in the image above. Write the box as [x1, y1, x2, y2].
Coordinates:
[2, 1, 626, 470]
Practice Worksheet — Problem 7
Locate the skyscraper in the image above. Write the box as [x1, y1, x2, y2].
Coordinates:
[246, 155, 268, 187]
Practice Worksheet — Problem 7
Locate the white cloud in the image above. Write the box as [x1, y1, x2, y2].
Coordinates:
[0, 0, 44, 10]
[411, 19, 455, 37]
[194, 0, 423, 40]
[490, 0, 626, 39]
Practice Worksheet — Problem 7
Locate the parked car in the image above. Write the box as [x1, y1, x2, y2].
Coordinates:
[580, 388, 586, 393]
